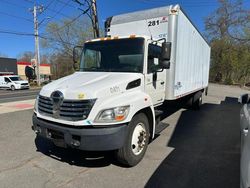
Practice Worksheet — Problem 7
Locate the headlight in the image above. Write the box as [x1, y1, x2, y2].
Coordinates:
[95, 105, 130, 123]
[34, 96, 39, 113]
[14, 82, 20, 84]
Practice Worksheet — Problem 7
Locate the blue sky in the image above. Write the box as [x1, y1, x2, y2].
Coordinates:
[0, 0, 249, 59]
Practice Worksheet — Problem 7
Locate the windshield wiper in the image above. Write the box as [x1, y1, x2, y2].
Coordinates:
[82, 67, 106, 71]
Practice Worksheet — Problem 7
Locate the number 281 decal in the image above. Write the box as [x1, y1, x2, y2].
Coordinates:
[148, 17, 168, 27]
[148, 20, 160, 27]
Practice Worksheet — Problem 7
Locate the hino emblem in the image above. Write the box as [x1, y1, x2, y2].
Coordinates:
[50, 90, 64, 119]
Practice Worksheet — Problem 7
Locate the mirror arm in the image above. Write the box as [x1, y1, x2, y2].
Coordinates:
[156, 68, 164, 72]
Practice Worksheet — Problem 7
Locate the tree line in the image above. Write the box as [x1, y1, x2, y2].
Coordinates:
[205, 0, 250, 86]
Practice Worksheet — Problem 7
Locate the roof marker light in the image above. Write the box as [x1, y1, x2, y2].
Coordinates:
[171, 9, 178, 14]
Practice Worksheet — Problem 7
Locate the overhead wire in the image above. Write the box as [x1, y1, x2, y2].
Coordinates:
[0, 11, 33, 23]
[0, 29, 34, 36]
[0, 29, 75, 46]
[39, 34, 75, 46]
[40, 12, 85, 35]
[23, 0, 73, 20]
[1, 0, 29, 10]
[39, 0, 73, 29]
[41, 0, 56, 13]
[20, 0, 86, 47]
[57, 0, 78, 9]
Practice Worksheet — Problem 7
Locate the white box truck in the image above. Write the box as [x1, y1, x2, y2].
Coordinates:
[32, 5, 210, 166]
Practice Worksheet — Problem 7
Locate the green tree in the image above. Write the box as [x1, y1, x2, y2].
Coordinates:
[17, 51, 34, 62]
[42, 16, 93, 57]
[205, 0, 250, 85]
[41, 16, 93, 79]
[205, 0, 249, 41]
[49, 53, 73, 79]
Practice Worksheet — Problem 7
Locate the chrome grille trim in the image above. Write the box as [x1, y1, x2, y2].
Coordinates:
[38, 95, 95, 121]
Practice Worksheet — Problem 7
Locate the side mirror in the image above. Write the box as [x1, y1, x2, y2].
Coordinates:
[73, 46, 82, 70]
[160, 42, 171, 69]
[239, 94, 249, 104]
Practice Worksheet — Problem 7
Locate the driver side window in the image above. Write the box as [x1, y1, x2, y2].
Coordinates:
[4, 77, 10, 83]
[147, 44, 161, 73]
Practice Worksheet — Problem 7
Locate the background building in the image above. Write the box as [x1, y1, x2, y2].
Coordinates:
[0, 57, 51, 81]
[0, 57, 17, 75]
[17, 62, 51, 81]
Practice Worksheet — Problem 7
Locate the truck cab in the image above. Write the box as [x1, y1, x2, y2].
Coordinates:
[33, 35, 170, 166]
[77, 36, 170, 106]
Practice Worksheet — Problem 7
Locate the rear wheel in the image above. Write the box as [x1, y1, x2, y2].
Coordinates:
[116, 113, 150, 167]
[10, 85, 15, 91]
[193, 95, 202, 110]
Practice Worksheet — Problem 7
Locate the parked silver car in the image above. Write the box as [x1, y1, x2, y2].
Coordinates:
[240, 94, 250, 188]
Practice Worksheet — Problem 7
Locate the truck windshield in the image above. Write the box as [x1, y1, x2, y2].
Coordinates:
[80, 38, 144, 73]
[9, 76, 22, 81]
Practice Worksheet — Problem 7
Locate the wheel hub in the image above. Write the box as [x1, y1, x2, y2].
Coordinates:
[131, 123, 147, 155]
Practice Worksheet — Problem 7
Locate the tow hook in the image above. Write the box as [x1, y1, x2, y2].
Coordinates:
[71, 140, 80, 147]
[32, 125, 41, 134]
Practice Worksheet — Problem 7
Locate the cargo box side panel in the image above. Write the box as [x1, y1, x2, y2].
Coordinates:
[203, 46, 211, 87]
[174, 10, 210, 97]
[108, 6, 171, 41]
[109, 16, 169, 41]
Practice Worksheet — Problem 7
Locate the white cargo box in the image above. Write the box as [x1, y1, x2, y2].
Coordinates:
[106, 5, 211, 100]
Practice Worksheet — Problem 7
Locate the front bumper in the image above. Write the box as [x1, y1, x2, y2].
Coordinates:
[32, 113, 128, 151]
[21, 85, 29, 89]
[15, 84, 29, 89]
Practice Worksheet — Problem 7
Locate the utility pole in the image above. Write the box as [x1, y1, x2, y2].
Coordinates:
[31, 5, 43, 86]
[90, 0, 99, 38]
[73, 0, 100, 38]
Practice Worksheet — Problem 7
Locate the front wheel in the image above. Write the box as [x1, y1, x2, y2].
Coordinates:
[116, 113, 150, 167]
[10, 85, 15, 91]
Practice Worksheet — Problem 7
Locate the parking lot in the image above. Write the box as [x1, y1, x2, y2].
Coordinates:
[0, 84, 248, 188]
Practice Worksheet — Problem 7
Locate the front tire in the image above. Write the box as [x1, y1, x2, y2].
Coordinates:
[116, 113, 150, 167]
[10, 85, 15, 91]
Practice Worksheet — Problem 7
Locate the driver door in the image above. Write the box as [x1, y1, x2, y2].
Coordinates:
[145, 44, 166, 106]
[4, 77, 11, 88]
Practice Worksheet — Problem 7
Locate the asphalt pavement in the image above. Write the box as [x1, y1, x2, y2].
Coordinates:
[0, 84, 248, 188]
[0, 88, 40, 103]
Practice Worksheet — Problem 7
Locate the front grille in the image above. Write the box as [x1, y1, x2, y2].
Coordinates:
[38, 95, 95, 121]
[21, 83, 28, 86]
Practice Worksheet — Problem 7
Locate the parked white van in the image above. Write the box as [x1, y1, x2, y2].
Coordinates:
[0, 75, 29, 90]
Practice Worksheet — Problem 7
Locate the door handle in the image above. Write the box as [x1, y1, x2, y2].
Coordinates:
[243, 128, 249, 136]
[160, 81, 165, 85]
